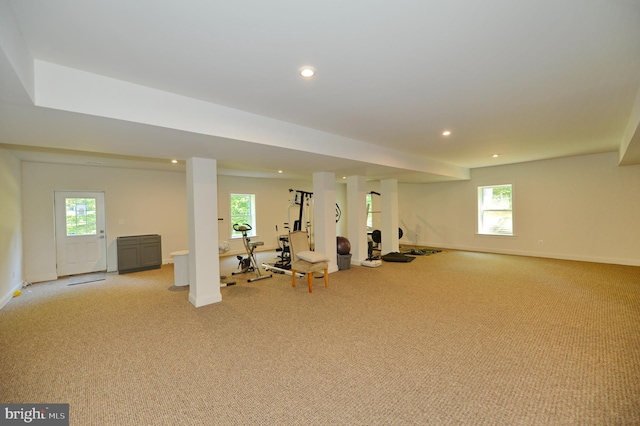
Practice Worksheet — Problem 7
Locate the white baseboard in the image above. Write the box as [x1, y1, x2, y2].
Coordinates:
[0, 280, 24, 311]
[188, 292, 222, 307]
[416, 242, 640, 267]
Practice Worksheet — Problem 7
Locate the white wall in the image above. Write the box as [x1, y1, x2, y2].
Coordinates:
[19, 151, 639, 285]
[398, 152, 640, 266]
[20, 162, 345, 282]
[22, 162, 189, 281]
[0, 148, 23, 308]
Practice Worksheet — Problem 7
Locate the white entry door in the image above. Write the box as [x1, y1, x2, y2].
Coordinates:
[54, 191, 107, 276]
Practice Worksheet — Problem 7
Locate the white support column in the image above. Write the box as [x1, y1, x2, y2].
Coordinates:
[380, 179, 399, 255]
[313, 172, 338, 273]
[347, 175, 368, 265]
[186, 157, 222, 307]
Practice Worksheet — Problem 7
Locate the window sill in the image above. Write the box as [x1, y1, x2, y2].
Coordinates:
[475, 233, 517, 238]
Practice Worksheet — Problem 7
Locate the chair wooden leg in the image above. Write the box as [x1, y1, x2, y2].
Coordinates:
[324, 269, 328, 288]
[307, 273, 313, 293]
[291, 269, 296, 287]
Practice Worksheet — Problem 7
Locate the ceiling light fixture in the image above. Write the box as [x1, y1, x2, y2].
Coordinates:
[299, 67, 315, 78]
[442, 130, 451, 136]
[492, 154, 499, 158]
[171, 159, 178, 164]
[278, 170, 283, 174]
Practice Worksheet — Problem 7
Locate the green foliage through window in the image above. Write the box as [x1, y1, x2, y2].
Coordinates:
[366, 193, 373, 229]
[66, 198, 97, 236]
[230, 194, 256, 238]
[477, 184, 513, 235]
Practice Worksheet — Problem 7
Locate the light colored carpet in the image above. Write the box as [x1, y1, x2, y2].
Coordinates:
[1, 250, 639, 425]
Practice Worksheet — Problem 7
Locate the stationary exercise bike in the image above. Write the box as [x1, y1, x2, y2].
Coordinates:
[231, 223, 272, 282]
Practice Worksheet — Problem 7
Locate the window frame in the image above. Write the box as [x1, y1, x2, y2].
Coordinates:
[65, 197, 98, 237]
[366, 193, 373, 229]
[229, 193, 257, 239]
[477, 183, 514, 236]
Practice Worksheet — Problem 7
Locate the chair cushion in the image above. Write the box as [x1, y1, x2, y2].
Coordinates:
[296, 250, 329, 263]
[291, 259, 328, 274]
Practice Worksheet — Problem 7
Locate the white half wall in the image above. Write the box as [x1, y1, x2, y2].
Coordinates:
[20, 163, 316, 282]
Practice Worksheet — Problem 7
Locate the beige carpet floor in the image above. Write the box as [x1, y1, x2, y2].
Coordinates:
[1, 250, 639, 425]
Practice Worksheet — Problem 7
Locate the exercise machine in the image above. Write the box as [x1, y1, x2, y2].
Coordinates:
[217, 218, 236, 287]
[231, 223, 272, 282]
[367, 190, 404, 252]
[361, 240, 382, 268]
[288, 188, 314, 232]
[263, 189, 312, 275]
[218, 240, 236, 287]
[263, 225, 301, 277]
[263, 189, 314, 276]
[272, 231, 292, 270]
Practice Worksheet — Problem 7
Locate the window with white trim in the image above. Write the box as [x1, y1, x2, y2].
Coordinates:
[477, 184, 513, 235]
[230, 193, 256, 238]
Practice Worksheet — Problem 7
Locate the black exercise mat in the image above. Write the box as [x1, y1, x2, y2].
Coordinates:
[402, 248, 443, 256]
[381, 252, 415, 262]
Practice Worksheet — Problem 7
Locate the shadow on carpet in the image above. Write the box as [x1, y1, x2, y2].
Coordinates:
[67, 272, 106, 286]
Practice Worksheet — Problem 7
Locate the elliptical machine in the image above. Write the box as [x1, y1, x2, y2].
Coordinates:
[231, 223, 272, 282]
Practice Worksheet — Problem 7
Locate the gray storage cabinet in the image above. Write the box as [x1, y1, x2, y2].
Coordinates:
[117, 234, 162, 274]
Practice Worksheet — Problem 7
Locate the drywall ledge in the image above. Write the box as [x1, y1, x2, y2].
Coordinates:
[33, 60, 469, 181]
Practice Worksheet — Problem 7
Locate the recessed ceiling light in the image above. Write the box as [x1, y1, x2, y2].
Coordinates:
[278, 170, 283, 174]
[492, 154, 499, 158]
[442, 130, 451, 136]
[299, 67, 315, 78]
[171, 159, 178, 164]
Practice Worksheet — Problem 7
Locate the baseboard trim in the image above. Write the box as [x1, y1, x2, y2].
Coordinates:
[416, 242, 640, 267]
[189, 292, 222, 308]
[0, 280, 24, 311]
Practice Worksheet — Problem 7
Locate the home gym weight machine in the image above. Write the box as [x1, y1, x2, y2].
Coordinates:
[262, 189, 312, 276]
[231, 223, 272, 282]
[263, 188, 343, 275]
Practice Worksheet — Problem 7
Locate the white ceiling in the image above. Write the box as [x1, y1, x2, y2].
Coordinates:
[1, 0, 640, 182]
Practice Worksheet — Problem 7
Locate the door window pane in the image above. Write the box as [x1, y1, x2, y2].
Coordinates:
[66, 198, 97, 236]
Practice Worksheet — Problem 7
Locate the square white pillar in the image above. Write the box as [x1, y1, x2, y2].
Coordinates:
[313, 172, 338, 273]
[187, 157, 222, 307]
[347, 176, 368, 265]
[380, 179, 399, 255]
